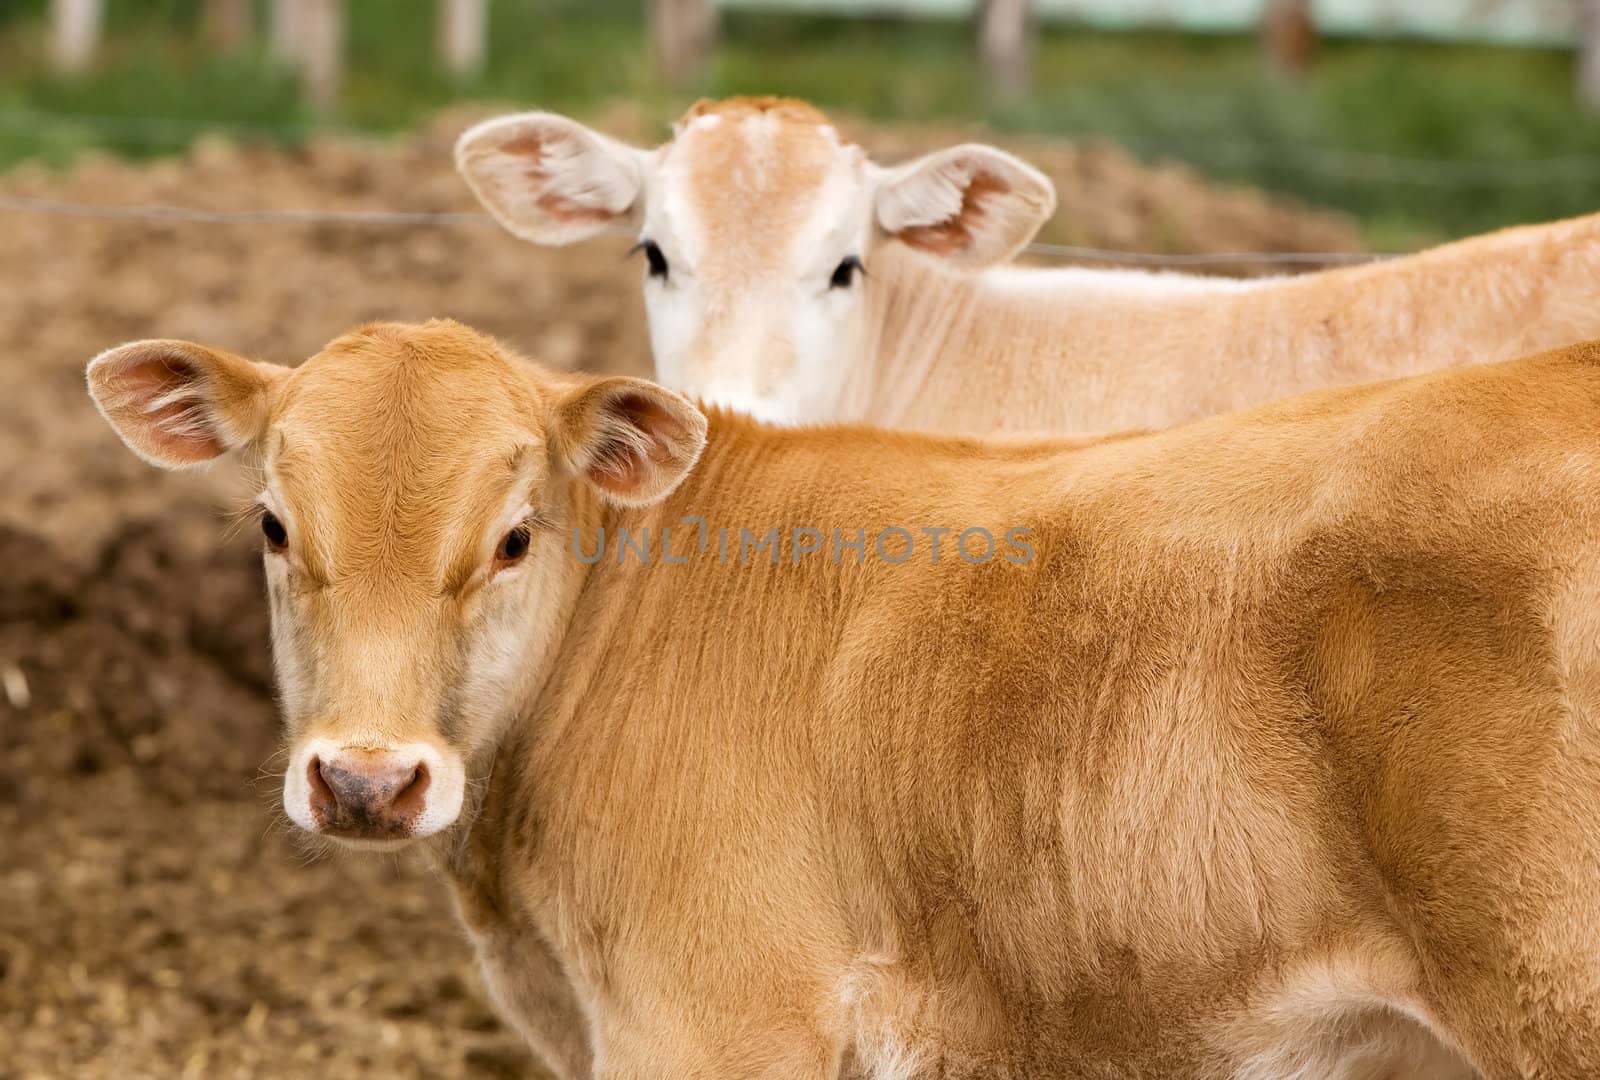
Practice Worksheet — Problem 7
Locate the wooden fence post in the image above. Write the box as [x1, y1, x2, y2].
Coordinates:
[978, 0, 1033, 99]
[298, 0, 344, 110]
[1261, 0, 1317, 76]
[1581, 0, 1600, 111]
[438, 0, 489, 80]
[206, 0, 254, 53]
[650, 0, 716, 86]
[50, 0, 103, 74]
[269, 0, 302, 65]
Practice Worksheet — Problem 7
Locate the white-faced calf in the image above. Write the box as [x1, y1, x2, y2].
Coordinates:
[459, 96, 1600, 436]
[90, 322, 1600, 1078]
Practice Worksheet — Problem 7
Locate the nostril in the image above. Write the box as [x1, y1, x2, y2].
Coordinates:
[307, 755, 339, 818]
[296, 751, 439, 835]
[391, 761, 431, 818]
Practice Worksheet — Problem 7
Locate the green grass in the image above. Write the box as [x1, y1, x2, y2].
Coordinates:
[2, 0, 1599, 245]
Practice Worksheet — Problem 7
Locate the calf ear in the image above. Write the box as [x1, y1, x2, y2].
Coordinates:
[87, 339, 287, 468]
[455, 112, 648, 246]
[874, 144, 1056, 267]
[554, 377, 707, 507]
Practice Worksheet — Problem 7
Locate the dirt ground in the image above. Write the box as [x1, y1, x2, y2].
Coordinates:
[0, 104, 1360, 1079]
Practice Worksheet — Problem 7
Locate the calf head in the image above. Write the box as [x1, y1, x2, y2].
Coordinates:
[87, 321, 705, 848]
[456, 97, 1055, 424]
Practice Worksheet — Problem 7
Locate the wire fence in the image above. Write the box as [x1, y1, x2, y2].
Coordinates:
[0, 194, 490, 228]
[19, 102, 1591, 269]
[0, 193, 1398, 269]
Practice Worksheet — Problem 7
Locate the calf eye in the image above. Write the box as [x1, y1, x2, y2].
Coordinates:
[830, 255, 863, 289]
[630, 239, 669, 281]
[495, 524, 532, 567]
[261, 511, 288, 551]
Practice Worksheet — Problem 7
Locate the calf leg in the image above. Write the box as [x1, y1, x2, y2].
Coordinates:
[1322, 578, 1600, 1074]
[1382, 749, 1600, 1073]
[1419, 887, 1600, 1077]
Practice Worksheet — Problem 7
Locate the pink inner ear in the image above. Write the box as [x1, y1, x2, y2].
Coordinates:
[585, 391, 683, 497]
[895, 169, 1006, 256]
[519, 157, 624, 227]
[499, 132, 546, 161]
[589, 447, 653, 497]
[486, 128, 622, 227]
[116, 354, 227, 463]
[612, 391, 687, 448]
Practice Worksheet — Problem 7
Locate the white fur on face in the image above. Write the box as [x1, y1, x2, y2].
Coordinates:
[639, 120, 875, 426]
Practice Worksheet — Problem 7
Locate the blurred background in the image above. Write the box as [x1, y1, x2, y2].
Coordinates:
[2, 2, 1598, 1078]
[3, 0, 1600, 244]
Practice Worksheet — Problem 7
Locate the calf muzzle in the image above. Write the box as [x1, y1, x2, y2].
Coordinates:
[282, 739, 465, 844]
[306, 750, 431, 838]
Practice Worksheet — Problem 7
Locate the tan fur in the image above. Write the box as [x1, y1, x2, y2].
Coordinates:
[674, 98, 847, 283]
[89, 322, 1600, 1077]
[680, 95, 838, 131]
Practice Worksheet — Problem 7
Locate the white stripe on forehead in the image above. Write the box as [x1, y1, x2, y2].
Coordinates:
[650, 106, 864, 275]
[736, 111, 782, 172]
[654, 110, 779, 267]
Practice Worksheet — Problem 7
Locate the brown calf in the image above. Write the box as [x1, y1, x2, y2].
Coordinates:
[89, 321, 1600, 1077]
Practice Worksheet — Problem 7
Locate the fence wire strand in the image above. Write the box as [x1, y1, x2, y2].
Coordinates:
[0, 105, 1582, 267]
[0, 194, 1399, 269]
[0, 194, 490, 228]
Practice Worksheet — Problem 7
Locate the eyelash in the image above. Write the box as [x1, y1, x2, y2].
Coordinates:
[830, 255, 864, 289]
[232, 501, 278, 541]
[495, 510, 555, 562]
[629, 239, 669, 281]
